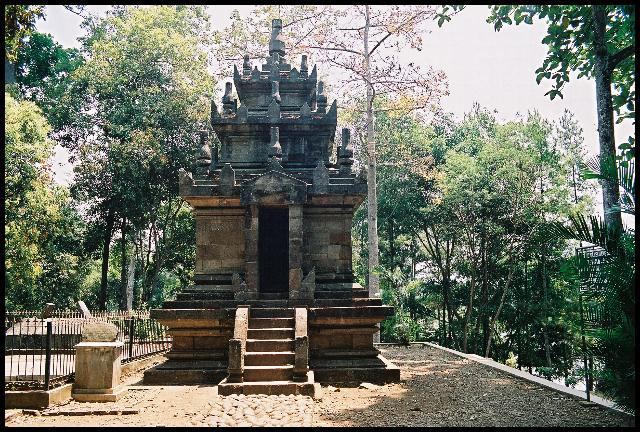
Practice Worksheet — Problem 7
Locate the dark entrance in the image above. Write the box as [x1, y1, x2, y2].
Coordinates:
[258, 207, 289, 294]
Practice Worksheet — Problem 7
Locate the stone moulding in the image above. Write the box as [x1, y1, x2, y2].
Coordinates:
[239, 169, 308, 205]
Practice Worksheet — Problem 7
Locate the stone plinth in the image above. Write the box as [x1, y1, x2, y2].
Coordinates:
[143, 308, 235, 384]
[309, 305, 400, 384]
[72, 341, 125, 402]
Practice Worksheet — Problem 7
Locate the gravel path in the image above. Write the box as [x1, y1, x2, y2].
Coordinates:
[7, 384, 312, 427]
[6, 344, 634, 427]
[314, 345, 634, 427]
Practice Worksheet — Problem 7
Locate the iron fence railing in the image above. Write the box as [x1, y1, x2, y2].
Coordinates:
[5, 310, 171, 391]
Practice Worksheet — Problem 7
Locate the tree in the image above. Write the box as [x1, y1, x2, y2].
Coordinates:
[304, 5, 454, 301]
[555, 109, 594, 212]
[5, 92, 89, 310]
[487, 5, 635, 232]
[550, 162, 635, 412]
[14, 31, 84, 128]
[216, 5, 454, 304]
[58, 5, 215, 309]
[4, 5, 45, 62]
[349, 98, 441, 343]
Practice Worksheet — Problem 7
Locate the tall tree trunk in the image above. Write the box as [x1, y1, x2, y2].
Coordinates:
[525, 258, 532, 374]
[364, 5, 380, 343]
[463, 271, 476, 353]
[541, 250, 553, 369]
[481, 232, 489, 351]
[592, 5, 622, 233]
[410, 242, 415, 280]
[119, 217, 128, 310]
[485, 261, 516, 358]
[364, 4, 380, 300]
[463, 232, 481, 353]
[99, 207, 115, 311]
[126, 243, 135, 311]
[444, 278, 455, 348]
[437, 306, 442, 345]
[517, 305, 522, 370]
[441, 289, 447, 346]
[389, 219, 396, 269]
[472, 311, 482, 354]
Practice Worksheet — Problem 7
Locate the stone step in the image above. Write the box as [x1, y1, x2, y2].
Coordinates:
[249, 318, 295, 329]
[218, 379, 318, 397]
[244, 351, 295, 366]
[162, 300, 294, 309]
[194, 275, 232, 284]
[314, 290, 368, 299]
[243, 365, 294, 382]
[182, 284, 233, 292]
[162, 300, 237, 309]
[176, 291, 234, 300]
[258, 293, 288, 300]
[246, 300, 289, 308]
[313, 298, 382, 307]
[246, 338, 294, 352]
[247, 328, 294, 339]
[250, 308, 295, 318]
[316, 283, 359, 290]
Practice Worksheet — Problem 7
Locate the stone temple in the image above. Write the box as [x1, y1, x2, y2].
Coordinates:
[145, 19, 400, 396]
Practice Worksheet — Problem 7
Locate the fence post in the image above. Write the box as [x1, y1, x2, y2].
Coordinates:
[128, 318, 135, 359]
[44, 319, 52, 390]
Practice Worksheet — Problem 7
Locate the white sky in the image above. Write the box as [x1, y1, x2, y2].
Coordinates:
[36, 5, 634, 225]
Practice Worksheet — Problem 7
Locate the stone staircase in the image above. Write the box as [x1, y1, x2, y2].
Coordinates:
[218, 307, 319, 397]
[245, 308, 295, 382]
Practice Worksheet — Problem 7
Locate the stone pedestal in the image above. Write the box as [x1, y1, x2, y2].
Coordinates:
[144, 308, 234, 384]
[72, 341, 126, 402]
[309, 302, 401, 384]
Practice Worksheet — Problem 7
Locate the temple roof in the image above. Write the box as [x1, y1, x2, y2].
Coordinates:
[183, 19, 362, 202]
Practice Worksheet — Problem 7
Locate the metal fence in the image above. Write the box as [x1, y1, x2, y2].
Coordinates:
[5, 310, 171, 391]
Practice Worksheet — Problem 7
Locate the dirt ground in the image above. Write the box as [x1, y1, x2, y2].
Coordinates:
[5, 345, 635, 427]
[315, 346, 634, 427]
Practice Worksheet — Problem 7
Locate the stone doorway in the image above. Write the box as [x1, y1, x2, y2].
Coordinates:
[258, 207, 289, 295]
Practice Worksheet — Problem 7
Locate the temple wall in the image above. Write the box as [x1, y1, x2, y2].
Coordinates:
[302, 207, 352, 280]
[195, 208, 245, 276]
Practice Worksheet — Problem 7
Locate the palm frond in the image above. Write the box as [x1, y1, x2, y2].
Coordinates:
[547, 214, 624, 257]
[581, 156, 635, 215]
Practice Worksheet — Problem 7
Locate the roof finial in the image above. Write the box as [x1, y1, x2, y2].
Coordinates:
[269, 18, 285, 57]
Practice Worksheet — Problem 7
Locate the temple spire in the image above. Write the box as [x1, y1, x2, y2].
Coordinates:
[269, 19, 285, 57]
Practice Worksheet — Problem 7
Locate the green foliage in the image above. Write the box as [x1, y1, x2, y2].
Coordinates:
[15, 32, 84, 128]
[487, 5, 635, 125]
[548, 156, 635, 412]
[382, 310, 424, 345]
[5, 92, 89, 310]
[4, 5, 45, 62]
[354, 101, 609, 398]
[58, 5, 213, 307]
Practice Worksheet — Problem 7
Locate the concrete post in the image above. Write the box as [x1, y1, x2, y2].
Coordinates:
[293, 308, 309, 382]
[72, 322, 125, 402]
[227, 307, 249, 383]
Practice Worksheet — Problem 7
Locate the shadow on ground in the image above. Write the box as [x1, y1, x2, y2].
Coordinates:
[313, 345, 635, 428]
